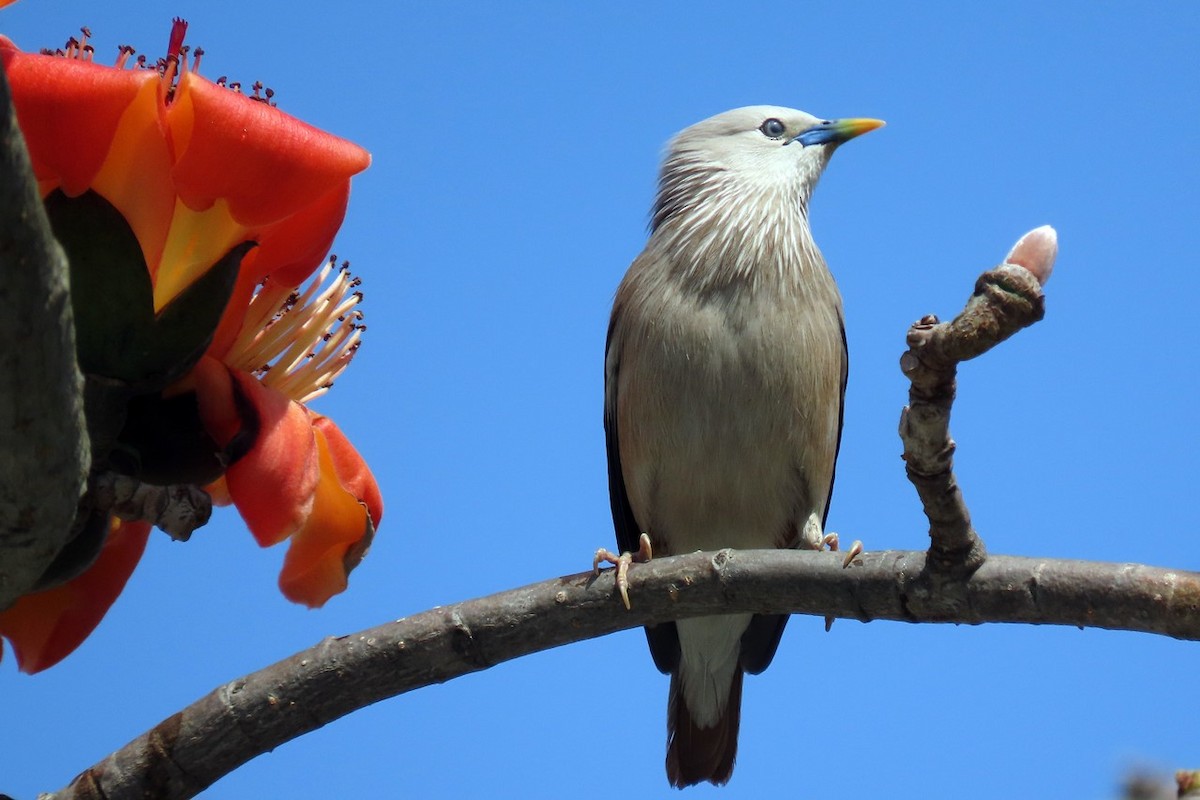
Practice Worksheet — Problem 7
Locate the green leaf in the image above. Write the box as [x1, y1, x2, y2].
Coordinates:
[45, 190, 254, 390]
[147, 239, 253, 387]
[45, 190, 156, 383]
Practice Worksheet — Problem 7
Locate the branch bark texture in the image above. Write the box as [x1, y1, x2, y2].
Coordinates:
[0, 64, 88, 609]
[899, 260, 1047, 574]
[48, 548, 1200, 800]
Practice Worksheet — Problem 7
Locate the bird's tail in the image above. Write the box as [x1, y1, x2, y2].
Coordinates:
[665, 667, 743, 787]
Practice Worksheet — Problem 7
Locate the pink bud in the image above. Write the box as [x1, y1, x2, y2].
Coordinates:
[1004, 225, 1057, 285]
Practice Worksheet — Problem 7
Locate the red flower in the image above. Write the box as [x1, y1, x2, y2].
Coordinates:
[0, 521, 151, 673]
[190, 259, 384, 607]
[0, 21, 381, 672]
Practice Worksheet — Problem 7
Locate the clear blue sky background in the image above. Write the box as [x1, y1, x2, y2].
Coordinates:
[3, 2, 1199, 798]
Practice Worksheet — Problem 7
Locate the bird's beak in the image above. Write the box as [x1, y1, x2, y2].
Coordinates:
[794, 118, 886, 147]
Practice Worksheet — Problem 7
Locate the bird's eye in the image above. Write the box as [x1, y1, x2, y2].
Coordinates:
[759, 118, 787, 139]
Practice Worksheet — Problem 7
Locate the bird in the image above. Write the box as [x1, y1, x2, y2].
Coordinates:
[599, 106, 883, 787]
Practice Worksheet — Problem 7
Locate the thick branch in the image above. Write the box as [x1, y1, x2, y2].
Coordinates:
[48, 548, 1200, 800]
[0, 63, 89, 608]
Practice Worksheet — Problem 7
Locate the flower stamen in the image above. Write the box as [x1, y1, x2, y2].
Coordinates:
[115, 44, 135, 69]
[47, 23, 255, 101]
[226, 256, 367, 403]
[80, 27, 94, 61]
[161, 17, 187, 98]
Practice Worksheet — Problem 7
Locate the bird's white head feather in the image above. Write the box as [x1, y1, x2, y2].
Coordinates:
[649, 106, 842, 292]
[651, 106, 844, 232]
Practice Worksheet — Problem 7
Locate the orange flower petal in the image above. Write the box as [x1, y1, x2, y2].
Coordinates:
[151, 196, 251, 311]
[3, 36, 366, 314]
[223, 372, 320, 546]
[311, 413, 383, 528]
[192, 356, 320, 545]
[0, 38, 156, 196]
[169, 72, 370, 227]
[202, 182, 353, 361]
[0, 520, 151, 674]
[250, 182, 354, 287]
[89, 78, 178, 284]
[204, 474, 233, 507]
[190, 354, 239, 444]
[278, 424, 373, 607]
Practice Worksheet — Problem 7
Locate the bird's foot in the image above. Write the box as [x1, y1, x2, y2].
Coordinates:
[593, 532, 653, 610]
[820, 532, 863, 568]
[821, 533, 863, 632]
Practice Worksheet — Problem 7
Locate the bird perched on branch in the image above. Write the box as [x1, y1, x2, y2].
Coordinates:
[599, 106, 883, 787]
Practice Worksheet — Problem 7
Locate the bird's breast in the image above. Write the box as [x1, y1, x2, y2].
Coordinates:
[613, 270, 845, 554]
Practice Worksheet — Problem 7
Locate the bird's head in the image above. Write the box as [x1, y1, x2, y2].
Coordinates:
[652, 106, 883, 231]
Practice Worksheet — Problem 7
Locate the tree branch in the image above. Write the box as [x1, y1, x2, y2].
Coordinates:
[0, 61, 89, 609]
[90, 471, 212, 542]
[45, 548, 1200, 800]
[2, 178, 1163, 800]
[898, 226, 1056, 574]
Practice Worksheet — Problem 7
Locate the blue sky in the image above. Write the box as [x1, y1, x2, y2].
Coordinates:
[3, 2, 1199, 798]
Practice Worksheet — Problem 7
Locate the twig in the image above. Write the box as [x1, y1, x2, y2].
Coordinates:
[898, 226, 1056, 574]
[90, 472, 212, 542]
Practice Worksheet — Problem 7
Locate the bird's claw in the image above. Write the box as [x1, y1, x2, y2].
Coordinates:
[820, 532, 863, 568]
[822, 534, 864, 631]
[841, 539, 863, 568]
[593, 532, 653, 610]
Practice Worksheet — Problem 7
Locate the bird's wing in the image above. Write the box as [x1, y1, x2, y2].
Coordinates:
[603, 305, 644, 558]
[605, 296, 681, 675]
[825, 313, 849, 528]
